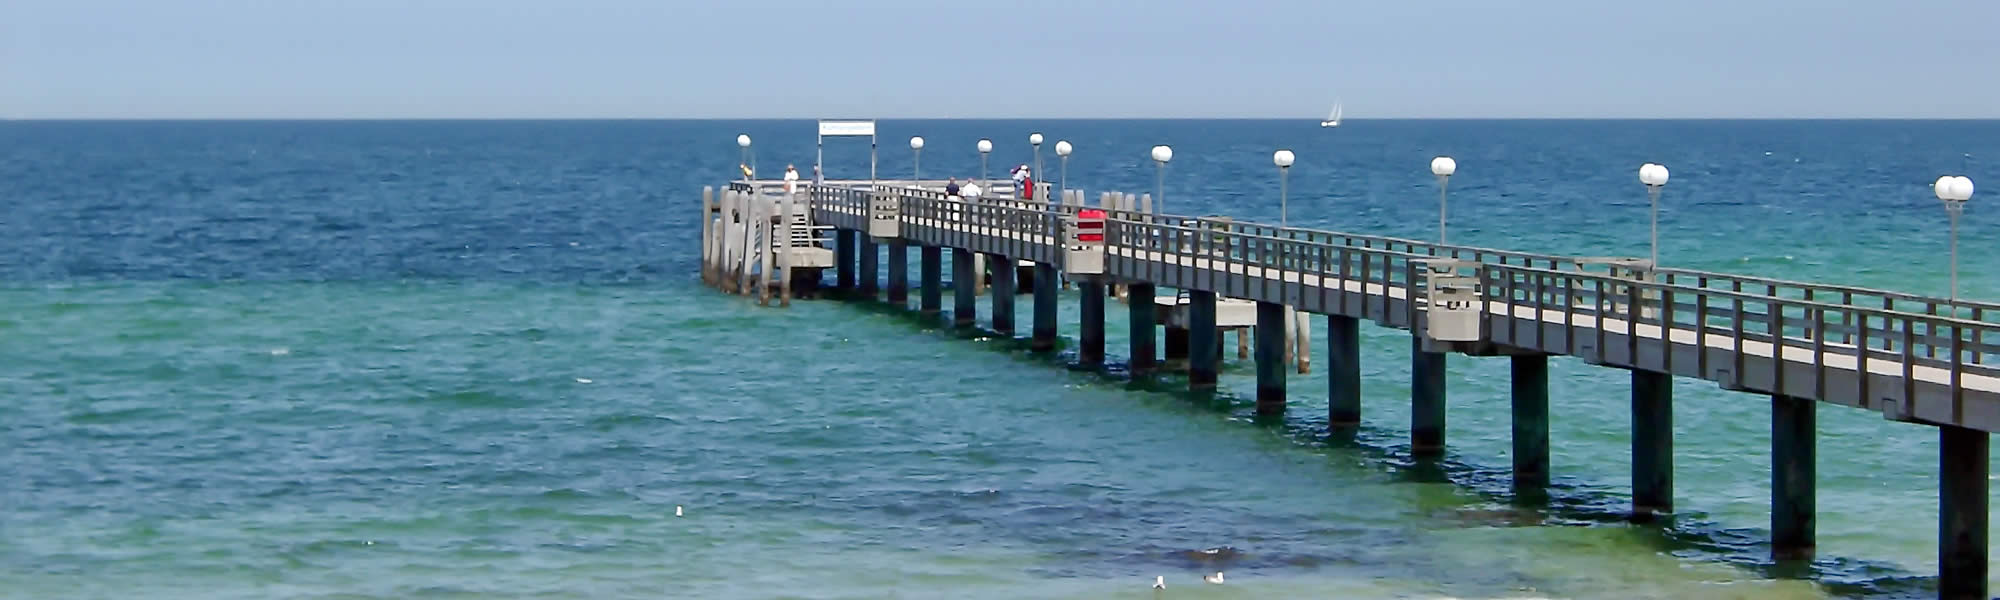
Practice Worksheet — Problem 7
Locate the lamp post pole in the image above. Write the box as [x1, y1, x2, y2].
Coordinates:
[1934, 175, 1976, 301]
[1151, 145, 1173, 214]
[1055, 141, 1073, 201]
[1431, 156, 1456, 244]
[1273, 150, 1295, 227]
[977, 139, 992, 189]
[1638, 163, 1671, 269]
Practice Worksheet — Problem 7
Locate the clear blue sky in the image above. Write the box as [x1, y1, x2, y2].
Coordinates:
[4, 0, 1996, 119]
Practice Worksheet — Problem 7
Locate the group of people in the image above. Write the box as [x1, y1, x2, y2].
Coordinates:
[942, 164, 1035, 201]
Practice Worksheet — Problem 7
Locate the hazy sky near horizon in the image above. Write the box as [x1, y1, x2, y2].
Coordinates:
[3, 0, 1997, 119]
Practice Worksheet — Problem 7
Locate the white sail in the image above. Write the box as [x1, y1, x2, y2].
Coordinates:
[1321, 98, 1342, 127]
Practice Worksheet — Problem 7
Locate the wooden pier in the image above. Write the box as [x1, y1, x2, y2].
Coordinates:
[704, 176, 1998, 598]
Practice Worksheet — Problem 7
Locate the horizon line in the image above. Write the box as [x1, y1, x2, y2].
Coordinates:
[6, 116, 2000, 122]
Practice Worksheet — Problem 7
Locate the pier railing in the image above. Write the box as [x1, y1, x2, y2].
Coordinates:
[758, 180, 2000, 429]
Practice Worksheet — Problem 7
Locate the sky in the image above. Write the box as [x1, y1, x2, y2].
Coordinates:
[2, 0, 1997, 119]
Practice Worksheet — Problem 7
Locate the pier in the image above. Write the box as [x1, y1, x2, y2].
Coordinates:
[701, 155, 1995, 598]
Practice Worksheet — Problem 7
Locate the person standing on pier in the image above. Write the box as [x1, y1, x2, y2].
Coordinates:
[962, 178, 982, 201]
[811, 164, 823, 188]
[945, 177, 960, 198]
[782, 164, 799, 195]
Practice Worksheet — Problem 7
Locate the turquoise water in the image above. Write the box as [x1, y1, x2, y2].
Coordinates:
[2, 120, 1997, 599]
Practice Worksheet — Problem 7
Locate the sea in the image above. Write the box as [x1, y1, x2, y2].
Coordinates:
[1, 119, 1996, 599]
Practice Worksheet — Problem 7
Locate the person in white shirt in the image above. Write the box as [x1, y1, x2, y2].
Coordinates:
[962, 179, 982, 201]
[782, 165, 799, 194]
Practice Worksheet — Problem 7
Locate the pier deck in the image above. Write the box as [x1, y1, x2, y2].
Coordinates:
[710, 178, 2000, 598]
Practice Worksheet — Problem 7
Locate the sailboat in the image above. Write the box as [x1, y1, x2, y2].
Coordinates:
[1320, 99, 1343, 128]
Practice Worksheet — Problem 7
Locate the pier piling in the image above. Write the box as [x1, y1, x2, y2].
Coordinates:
[701, 187, 714, 285]
[1772, 394, 1815, 560]
[778, 193, 794, 307]
[1632, 369, 1674, 517]
[1164, 325, 1189, 370]
[1080, 281, 1106, 365]
[1256, 301, 1287, 415]
[1129, 283, 1157, 375]
[1512, 354, 1550, 489]
[1939, 425, 1988, 600]
[1328, 315, 1361, 427]
[859, 236, 879, 300]
[1031, 262, 1058, 350]
[990, 254, 1015, 335]
[953, 248, 977, 327]
[1189, 290, 1219, 388]
[1412, 338, 1448, 457]
[887, 241, 908, 305]
[836, 229, 856, 291]
[920, 245, 942, 315]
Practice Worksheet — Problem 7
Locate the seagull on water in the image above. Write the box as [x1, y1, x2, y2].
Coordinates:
[1203, 572, 1225, 584]
[1152, 575, 1165, 590]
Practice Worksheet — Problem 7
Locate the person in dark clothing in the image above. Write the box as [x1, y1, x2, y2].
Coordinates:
[945, 177, 960, 197]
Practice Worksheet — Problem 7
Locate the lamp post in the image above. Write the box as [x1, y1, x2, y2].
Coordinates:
[1029, 132, 1044, 198]
[1151, 145, 1173, 214]
[1431, 156, 1456, 244]
[1273, 150, 1295, 227]
[737, 134, 753, 180]
[977, 139, 993, 189]
[1054, 140, 1072, 201]
[1934, 175, 1976, 301]
[910, 136, 924, 184]
[1638, 163, 1670, 269]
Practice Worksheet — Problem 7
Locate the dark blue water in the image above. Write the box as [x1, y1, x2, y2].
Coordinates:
[2, 120, 1996, 599]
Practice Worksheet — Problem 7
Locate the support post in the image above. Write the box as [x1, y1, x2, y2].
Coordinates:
[835, 229, 856, 290]
[1328, 315, 1361, 426]
[953, 248, 976, 327]
[701, 187, 714, 285]
[1079, 281, 1106, 365]
[1411, 337, 1447, 456]
[757, 201, 774, 306]
[1128, 283, 1157, 375]
[1189, 290, 1218, 388]
[990, 254, 1015, 335]
[887, 240, 909, 305]
[920, 245, 942, 315]
[1771, 394, 1815, 561]
[1632, 369, 1674, 517]
[858, 236, 879, 300]
[1940, 425, 1988, 600]
[1255, 301, 1287, 415]
[1031, 262, 1058, 350]
[778, 192, 793, 307]
[1512, 354, 1550, 489]
[1164, 326, 1189, 369]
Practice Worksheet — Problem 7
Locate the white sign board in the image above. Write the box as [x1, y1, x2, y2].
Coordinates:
[818, 120, 876, 137]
